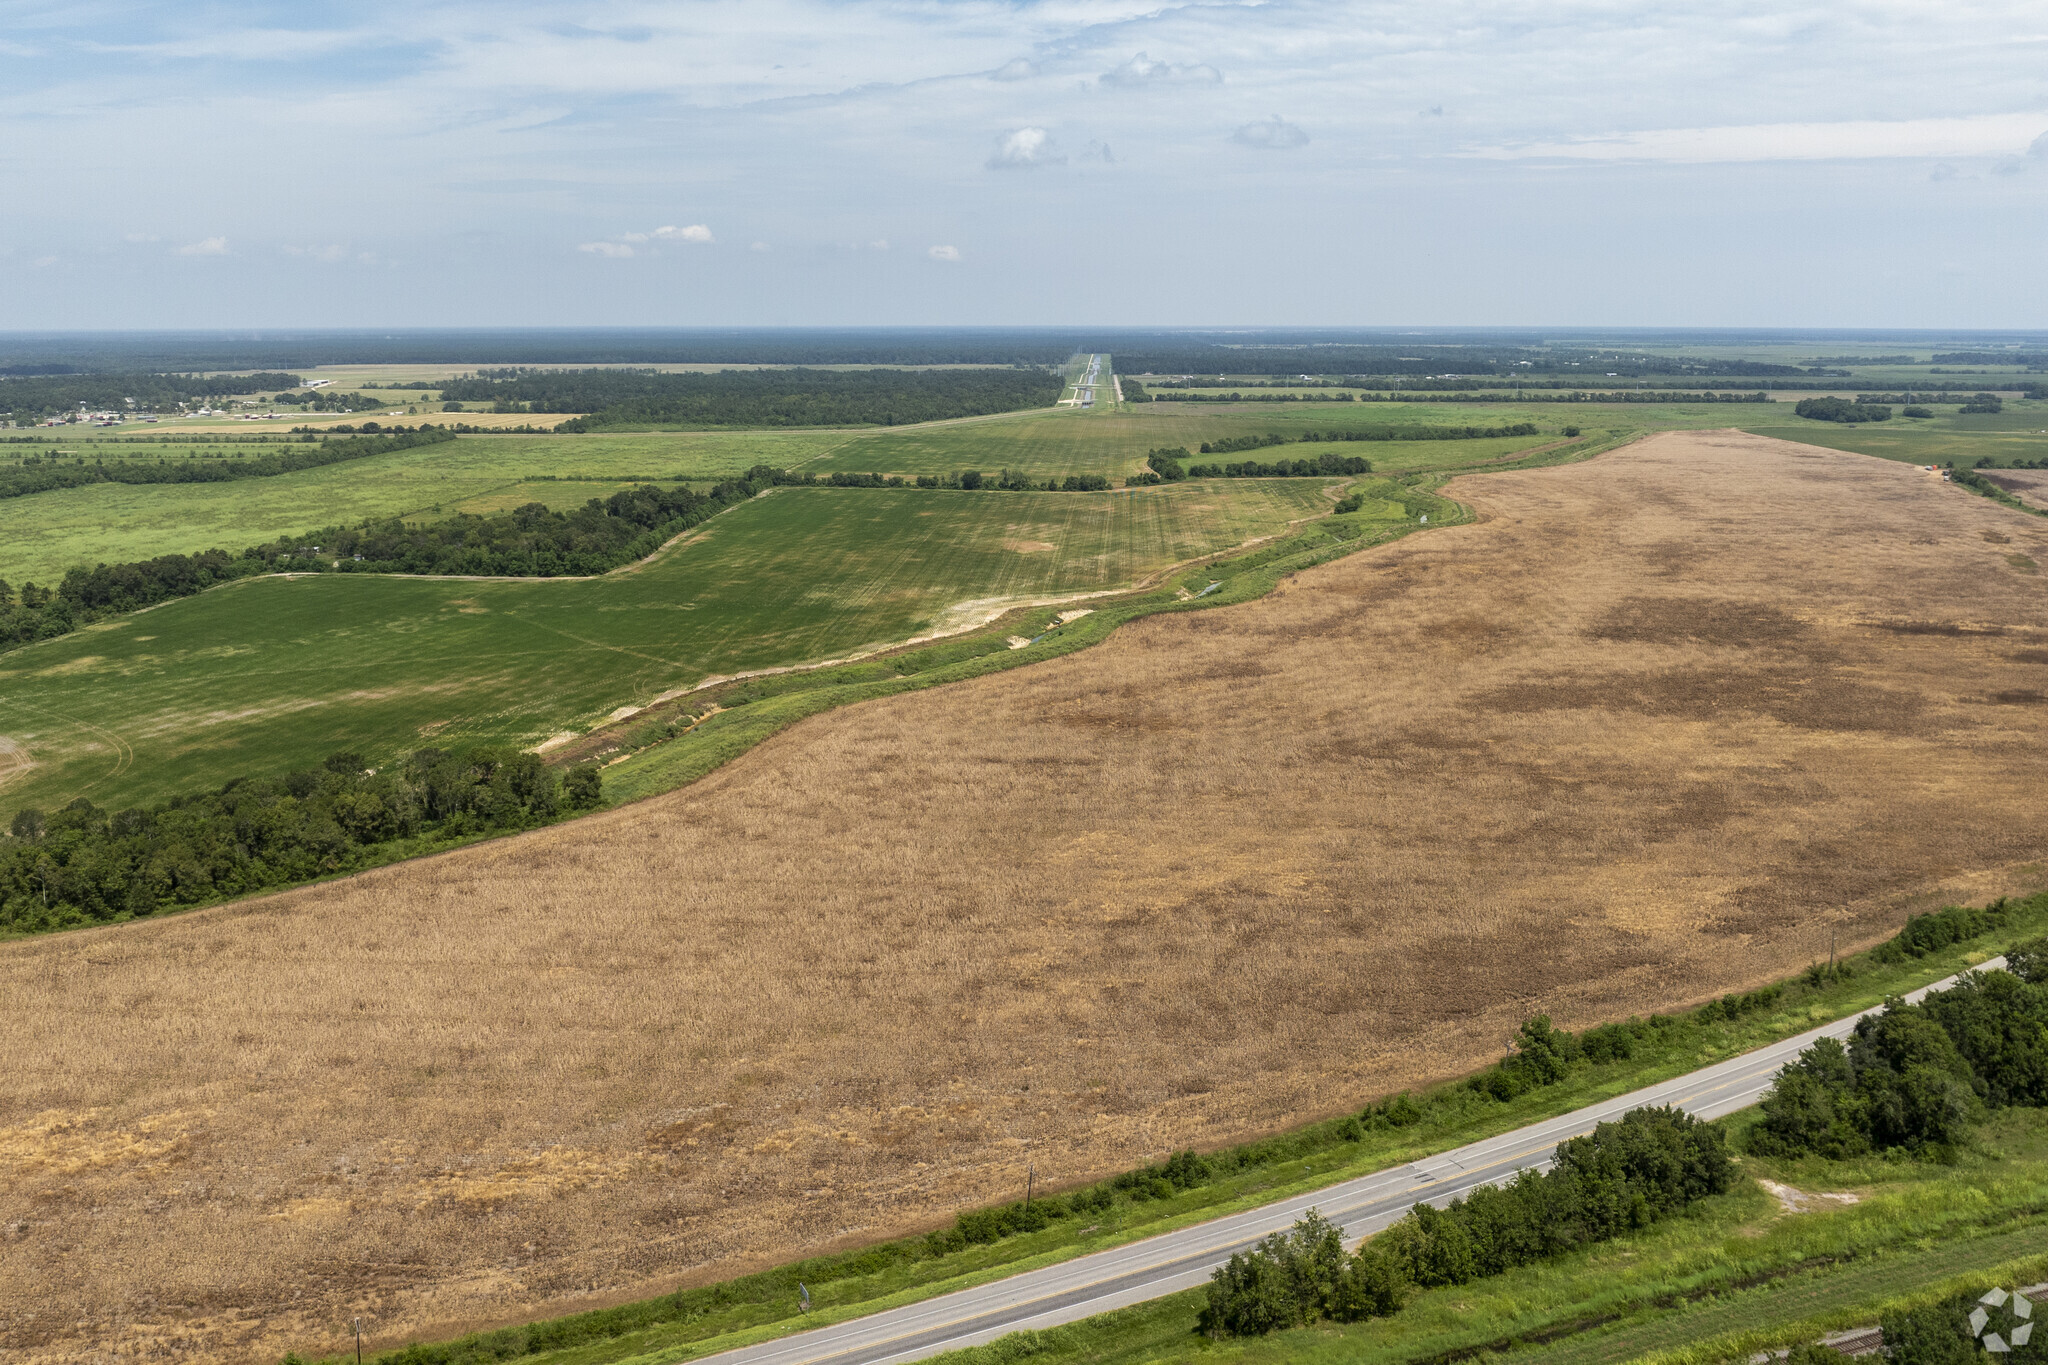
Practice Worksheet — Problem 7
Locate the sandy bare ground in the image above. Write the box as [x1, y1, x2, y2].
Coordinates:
[7, 431, 2048, 1362]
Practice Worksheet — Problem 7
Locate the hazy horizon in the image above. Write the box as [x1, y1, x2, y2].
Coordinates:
[5, 1, 2045, 331]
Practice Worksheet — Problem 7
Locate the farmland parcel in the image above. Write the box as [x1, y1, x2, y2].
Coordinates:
[5, 431, 2048, 1362]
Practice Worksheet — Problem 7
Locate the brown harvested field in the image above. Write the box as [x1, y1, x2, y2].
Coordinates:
[1982, 466, 2048, 513]
[9, 429, 2048, 1362]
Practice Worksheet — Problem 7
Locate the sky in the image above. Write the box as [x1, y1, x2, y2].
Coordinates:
[2, 1, 2046, 329]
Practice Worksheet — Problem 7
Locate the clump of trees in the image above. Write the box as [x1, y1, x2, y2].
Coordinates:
[1750, 905, 2047, 1160]
[1795, 397, 1890, 423]
[1188, 454, 1375, 479]
[1199, 1107, 1732, 1337]
[253, 479, 758, 578]
[1, 750, 604, 935]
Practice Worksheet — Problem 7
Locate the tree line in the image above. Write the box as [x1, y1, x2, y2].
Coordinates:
[1932, 351, 2048, 367]
[1147, 389, 1773, 403]
[1199, 1106, 1731, 1337]
[1, 749, 603, 936]
[0, 426, 453, 503]
[236, 479, 758, 579]
[0, 370, 303, 423]
[1197, 423, 1539, 455]
[0, 472, 759, 651]
[1751, 902, 2048, 1159]
[425, 367, 1064, 429]
[745, 465, 1114, 492]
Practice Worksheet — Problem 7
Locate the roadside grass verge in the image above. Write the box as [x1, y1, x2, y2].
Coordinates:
[905, 1097, 2048, 1365]
[307, 893, 2048, 1365]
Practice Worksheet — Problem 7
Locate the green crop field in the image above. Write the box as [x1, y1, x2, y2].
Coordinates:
[0, 480, 1338, 812]
[804, 403, 1584, 481]
[0, 430, 858, 584]
[0, 404, 1584, 583]
[1743, 398, 2048, 468]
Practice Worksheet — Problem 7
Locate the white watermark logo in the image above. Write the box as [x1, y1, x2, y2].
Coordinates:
[1970, 1287, 2033, 1353]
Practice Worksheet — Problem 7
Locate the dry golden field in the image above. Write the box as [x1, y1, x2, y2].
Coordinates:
[7, 430, 2048, 1362]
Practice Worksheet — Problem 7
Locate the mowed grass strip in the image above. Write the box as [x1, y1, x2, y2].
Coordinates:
[0, 481, 1333, 812]
[0, 430, 857, 584]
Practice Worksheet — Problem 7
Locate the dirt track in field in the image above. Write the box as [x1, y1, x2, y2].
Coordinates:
[7, 430, 2048, 1362]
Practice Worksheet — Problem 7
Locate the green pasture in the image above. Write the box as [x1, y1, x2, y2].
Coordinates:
[804, 403, 1586, 481]
[0, 431, 855, 584]
[1744, 399, 2048, 468]
[0, 480, 1333, 812]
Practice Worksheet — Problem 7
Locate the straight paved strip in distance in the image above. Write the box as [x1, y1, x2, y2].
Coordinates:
[695, 960, 2006, 1365]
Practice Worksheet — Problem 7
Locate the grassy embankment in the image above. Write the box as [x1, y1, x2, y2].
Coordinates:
[308, 894, 2048, 1365]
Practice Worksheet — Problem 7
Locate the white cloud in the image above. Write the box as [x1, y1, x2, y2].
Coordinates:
[989, 58, 1037, 82]
[1100, 52, 1221, 89]
[750, 240, 771, 252]
[1233, 115, 1308, 150]
[175, 236, 228, 256]
[578, 241, 636, 258]
[870, 239, 890, 250]
[1470, 113, 2048, 164]
[652, 223, 713, 242]
[32, 255, 58, 268]
[987, 126, 1063, 170]
[2031, 130, 2048, 159]
[928, 244, 961, 262]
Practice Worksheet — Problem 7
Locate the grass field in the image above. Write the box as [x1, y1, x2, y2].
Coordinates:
[0, 480, 1337, 812]
[1743, 397, 2048, 468]
[10, 431, 2048, 1362]
[803, 403, 1579, 481]
[0, 399, 1793, 585]
[0, 430, 856, 583]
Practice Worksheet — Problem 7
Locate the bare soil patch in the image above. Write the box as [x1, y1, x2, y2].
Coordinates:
[8, 431, 2048, 1361]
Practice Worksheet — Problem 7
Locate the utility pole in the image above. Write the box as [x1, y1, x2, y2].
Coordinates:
[1829, 927, 1837, 977]
[353, 1318, 363, 1365]
[1026, 1163, 1034, 1206]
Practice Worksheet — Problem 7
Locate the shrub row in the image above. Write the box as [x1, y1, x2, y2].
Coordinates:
[1199, 1106, 1733, 1336]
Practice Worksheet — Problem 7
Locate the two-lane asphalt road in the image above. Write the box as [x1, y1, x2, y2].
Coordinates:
[700, 960, 2004, 1365]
